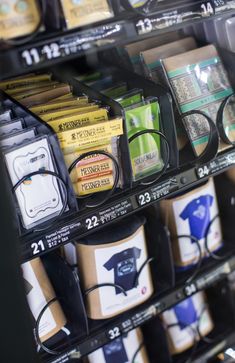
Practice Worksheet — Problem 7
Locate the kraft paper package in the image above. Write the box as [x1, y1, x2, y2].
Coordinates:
[76, 215, 153, 319]
[21, 258, 67, 345]
[0, 0, 41, 40]
[160, 178, 223, 268]
[162, 291, 213, 354]
[60, 0, 114, 29]
[87, 328, 150, 363]
[123, 31, 181, 74]
[140, 37, 197, 86]
[162, 44, 235, 156]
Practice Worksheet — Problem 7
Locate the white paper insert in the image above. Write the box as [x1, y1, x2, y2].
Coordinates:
[95, 226, 152, 317]
[172, 179, 222, 265]
[5, 137, 63, 229]
[162, 292, 213, 352]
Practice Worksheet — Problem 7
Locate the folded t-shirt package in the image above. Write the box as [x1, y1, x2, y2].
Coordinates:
[87, 328, 149, 363]
[76, 215, 153, 319]
[160, 178, 223, 268]
[161, 291, 213, 354]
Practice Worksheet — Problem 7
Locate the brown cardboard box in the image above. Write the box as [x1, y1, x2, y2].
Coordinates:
[76, 225, 153, 319]
[160, 179, 222, 267]
[22, 258, 67, 343]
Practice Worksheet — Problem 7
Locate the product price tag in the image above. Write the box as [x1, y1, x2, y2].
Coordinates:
[26, 221, 84, 259]
[107, 326, 121, 340]
[135, 1, 214, 35]
[98, 199, 134, 225]
[184, 283, 197, 297]
[20, 23, 125, 67]
[213, 0, 234, 13]
[196, 262, 231, 289]
[49, 349, 79, 363]
[131, 305, 157, 328]
[136, 177, 178, 207]
[82, 199, 133, 232]
[196, 150, 235, 179]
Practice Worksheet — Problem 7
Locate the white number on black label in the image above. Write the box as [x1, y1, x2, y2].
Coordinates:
[136, 18, 153, 34]
[201, 2, 214, 15]
[108, 327, 121, 340]
[138, 192, 151, 206]
[22, 48, 40, 66]
[197, 165, 210, 178]
[31, 240, 45, 255]
[42, 43, 61, 60]
[185, 283, 197, 296]
[85, 216, 99, 230]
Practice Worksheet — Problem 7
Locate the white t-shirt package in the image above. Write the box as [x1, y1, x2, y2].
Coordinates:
[87, 328, 149, 363]
[162, 291, 213, 354]
[160, 178, 223, 268]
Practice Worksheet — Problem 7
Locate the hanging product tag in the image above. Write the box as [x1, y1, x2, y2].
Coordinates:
[4, 136, 64, 230]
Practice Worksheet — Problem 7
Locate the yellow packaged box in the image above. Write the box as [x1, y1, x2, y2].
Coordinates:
[73, 173, 114, 196]
[30, 98, 89, 114]
[60, 0, 113, 29]
[41, 104, 99, 122]
[0, 74, 51, 90]
[58, 117, 123, 153]
[64, 144, 113, 183]
[48, 108, 109, 132]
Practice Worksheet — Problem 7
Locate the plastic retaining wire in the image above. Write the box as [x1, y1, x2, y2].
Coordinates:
[12, 170, 68, 233]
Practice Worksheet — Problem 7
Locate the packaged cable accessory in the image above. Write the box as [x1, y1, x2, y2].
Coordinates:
[76, 215, 153, 319]
[0, 109, 12, 121]
[21, 257, 67, 344]
[4, 136, 64, 230]
[123, 32, 181, 74]
[140, 37, 197, 86]
[162, 44, 235, 156]
[0, 118, 24, 136]
[125, 98, 162, 180]
[60, 0, 114, 29]
[0, 127, 36, 149]
[88, 328, 149, 363]
[160, 178, 223, 268]
[162, 292, 213, 354]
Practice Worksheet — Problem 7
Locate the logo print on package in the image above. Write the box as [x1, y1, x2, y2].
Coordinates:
[103, 247, 141, 294]
[180, 194, 213, 240]
[174, 297, 198, 330]
[102, 337, 129, 363]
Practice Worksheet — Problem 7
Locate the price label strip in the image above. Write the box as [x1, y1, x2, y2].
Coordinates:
[214, 0, 235, 13]
[196, 262, 231, 290]
[28, 221, 84, 258]
[137, 177, 179, 207]
[20, 23, 126, 67]
[196, 150, 235, 179]
[83, 199, 134, 232]
[136, 1, 215, 35]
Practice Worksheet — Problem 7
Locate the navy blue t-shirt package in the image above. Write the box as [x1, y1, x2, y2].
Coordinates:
[160, 178, 223, 268]
[87, 328, 149, 363]
[76, 216, 153, 319]
[161, 291, 213, 354]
